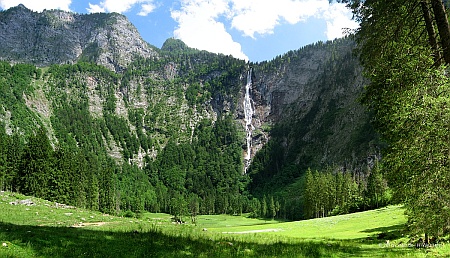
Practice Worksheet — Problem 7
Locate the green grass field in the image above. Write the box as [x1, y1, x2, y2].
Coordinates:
[1, 191, 448, 257]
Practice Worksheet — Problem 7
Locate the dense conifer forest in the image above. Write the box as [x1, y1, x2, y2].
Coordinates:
[0, 36, 392, 222]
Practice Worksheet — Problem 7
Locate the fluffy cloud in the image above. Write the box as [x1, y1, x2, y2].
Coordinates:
[170, 0, 357, 60]
[87, 0, 156, 15]
[171, 0, 248, 60]
[0, 0, 71, 11]
[321, 2, 359, 39]
[229, 0, 329, 39]
[138, 3, 157, 16]
[87, 3, 105, 13]
[229, 0, 357, 40]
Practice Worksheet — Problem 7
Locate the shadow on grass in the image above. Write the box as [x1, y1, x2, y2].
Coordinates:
[0, 222, 418, 257]
[361, 224, 405, 234]
[361, 224, 407, 242]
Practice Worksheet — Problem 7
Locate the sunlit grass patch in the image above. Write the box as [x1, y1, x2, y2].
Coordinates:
[0, 192, 446, 257]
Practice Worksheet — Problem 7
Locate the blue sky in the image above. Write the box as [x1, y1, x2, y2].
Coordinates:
[0, 0, 358, 62]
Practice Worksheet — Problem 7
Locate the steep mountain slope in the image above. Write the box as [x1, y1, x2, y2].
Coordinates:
[0, 4, 157, 71]
[247, 39, 379, 194]
[0, 6, 379, 217]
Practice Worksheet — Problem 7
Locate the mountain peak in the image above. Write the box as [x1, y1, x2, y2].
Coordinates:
[0, 6, 158, 71]
[161, 38, 190, 52]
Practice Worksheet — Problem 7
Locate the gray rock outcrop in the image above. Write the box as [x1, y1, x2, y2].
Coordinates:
[0, 4, 158, 71]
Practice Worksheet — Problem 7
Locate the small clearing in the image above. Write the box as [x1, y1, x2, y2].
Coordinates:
[222, 228, 282, 234]
[71, 222, 109, 228]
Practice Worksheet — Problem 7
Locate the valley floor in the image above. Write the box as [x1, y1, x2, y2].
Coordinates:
[0, 191, 448, 257]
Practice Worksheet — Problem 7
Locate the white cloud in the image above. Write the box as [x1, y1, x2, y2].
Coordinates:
[0, 0, 71, 12]
[87, 3, 105, 13]
[87, 0, 157, 16]
[171, 0, 248, 60]
[138, 3, 156, 16]
[229, 0, 357, 40]
[170, 0, 357, 60]
[321, 2, 359, 39]
[229, 0, 329, 39]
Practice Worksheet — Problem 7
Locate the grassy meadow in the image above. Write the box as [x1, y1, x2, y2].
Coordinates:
[0, 191, 448, 257]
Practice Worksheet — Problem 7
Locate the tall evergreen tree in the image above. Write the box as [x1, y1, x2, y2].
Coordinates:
[0, 127, 7, 191]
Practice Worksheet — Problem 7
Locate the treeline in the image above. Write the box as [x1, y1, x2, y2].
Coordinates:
[247, 164, 391, 221]
[253, 37, 354, 74]
[302, 166, 390, 219]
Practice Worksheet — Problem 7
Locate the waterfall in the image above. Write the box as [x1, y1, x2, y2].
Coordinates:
[243, 68, 254, 172]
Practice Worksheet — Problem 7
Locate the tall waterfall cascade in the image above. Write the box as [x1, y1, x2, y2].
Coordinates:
[243, 69, 254, 172]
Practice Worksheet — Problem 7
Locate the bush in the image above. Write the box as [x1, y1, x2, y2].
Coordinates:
[121, 210, 136, 218]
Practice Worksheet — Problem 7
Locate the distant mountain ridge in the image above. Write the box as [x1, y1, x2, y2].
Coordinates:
[0, 4, 157, 71]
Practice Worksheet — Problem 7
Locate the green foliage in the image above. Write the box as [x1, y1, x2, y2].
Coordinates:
[78, 42, 101, 63]
[344, 0, 450, 239]
[0, 125, 114, 212]
[18, 128, 53, 198]
[144, 114, 247, 216]
[303, 168, 366, 219]
[185, 82, 211, 106]
[0, 62, 43, 136]
[249, 162, 391, 221]
[365, 161, 389, 209]
[160, 38, 191, 53]
[117, 163, 156, 212]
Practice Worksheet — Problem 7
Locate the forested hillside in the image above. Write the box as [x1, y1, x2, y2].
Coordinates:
[0, 6, 385, 221]
[0, 41, 249, 216]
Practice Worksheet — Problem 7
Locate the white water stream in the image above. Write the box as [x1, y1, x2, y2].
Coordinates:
[243, 69, 254, 172]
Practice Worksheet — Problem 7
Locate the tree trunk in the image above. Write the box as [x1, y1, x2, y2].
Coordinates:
[421, 1, 442, 66]
[431, 0, 450, 64]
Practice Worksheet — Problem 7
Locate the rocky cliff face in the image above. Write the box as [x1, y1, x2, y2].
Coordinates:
[0, 4, 157, 71]
[241, 39, 379, 193]
[0, 5, 376, 178]
[237, 39, 375, 171]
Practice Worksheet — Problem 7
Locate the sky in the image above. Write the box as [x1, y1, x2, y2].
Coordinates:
[0, 0, 358, 62]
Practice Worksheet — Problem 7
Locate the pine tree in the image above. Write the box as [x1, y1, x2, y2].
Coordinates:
[269, 196, 276, 220]
[261, 195, 268, 218]
[366, 162, 388, 209]
[188, 193, 200, 224]
[0, 128, 7, 191]
[303, 168, 316, 219]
